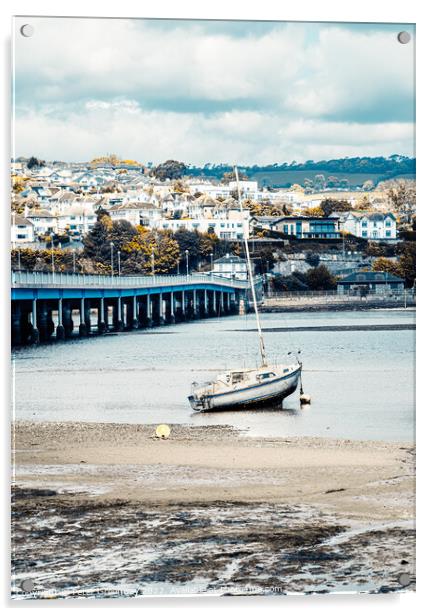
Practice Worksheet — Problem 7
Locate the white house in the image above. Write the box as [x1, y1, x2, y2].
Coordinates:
[212, 253, 248, 280]
[25, 209, 58, 236]
[228, 180, 258, 196]
[57, 204, 98, 236]
[11, 214, 35, 244]
[339, 212, 397, 240]
[147, 210, 250, 240]
[108, 202, 161, 227]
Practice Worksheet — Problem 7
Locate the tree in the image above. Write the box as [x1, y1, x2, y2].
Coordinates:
[385, 179, 416, 223]
[305, 206, 325, 217]
[313, 174, 326, 191]
[123, 227, 179, 274]
[362, 180, 374, 191]
[27, 156, 42, 169]
[305, 252, 320, 267]
[326, 176, 339, 188]
[320, 198, 352, 217]
[356, 196, 371, 211]
[110, 220, 138, 252]
[272, 271, 309, 292]
[372, 257, 402, 278]
[221, 170, 248, 184]
[151, 160, 187, 181]
[173, 229, 201, 268]
[396, 241, 416, 287]
[82, 214, 113, 263]
[306, 265, 337, 290]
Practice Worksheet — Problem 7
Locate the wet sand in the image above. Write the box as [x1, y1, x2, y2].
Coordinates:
[11, 421, 415, 598]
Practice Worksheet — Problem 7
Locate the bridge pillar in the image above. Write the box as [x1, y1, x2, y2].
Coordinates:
[37, 300, 51, 341]
[47, 307, 55, 339]
[181, 290, 187, 320]
[98, 297, 107, 334]
[146, 295, 153, 327]
[115, 296, 124, 331]
[158, 293, 165, 325]
[79, 297, 88, 337]
[62, 300, 74, 337]
[202, 290, 207, 316]
[210, 290, 217, 317]
[192, 289, 198, 319]
[11, 302, 22, 346]
[167, 292, 175, 324]
[224, 292, 230, 314]
[132, 295, 139, 329]
[31, 298, 40, 344]
[229, 292, 237, 314]
[56, 298, 65, 340]
[219, 290, 224, 315]
[137, 298, 146, 327]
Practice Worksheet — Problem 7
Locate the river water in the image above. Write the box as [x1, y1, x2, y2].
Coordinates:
[12, 309, 415, 442]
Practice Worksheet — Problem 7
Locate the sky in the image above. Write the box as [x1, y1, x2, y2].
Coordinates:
[13, 17, 415, 165]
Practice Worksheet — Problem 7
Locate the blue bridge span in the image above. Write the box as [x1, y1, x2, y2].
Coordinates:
[11, 271, 256, 345]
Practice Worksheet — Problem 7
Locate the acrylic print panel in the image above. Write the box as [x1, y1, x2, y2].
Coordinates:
[11, 16, 416, 599]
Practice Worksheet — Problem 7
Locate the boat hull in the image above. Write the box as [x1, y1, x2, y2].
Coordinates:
[189, 367, 301, 412]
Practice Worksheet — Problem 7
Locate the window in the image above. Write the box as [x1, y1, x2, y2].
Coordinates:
[362, 230, 368, 237]
[386, 230, 391, 237]
[361, 220, 368, 227]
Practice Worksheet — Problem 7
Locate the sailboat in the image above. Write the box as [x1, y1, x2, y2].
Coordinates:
[188, 167, 302, 412]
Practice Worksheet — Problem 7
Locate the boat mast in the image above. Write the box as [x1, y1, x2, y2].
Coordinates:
[234, 166, 267, 366]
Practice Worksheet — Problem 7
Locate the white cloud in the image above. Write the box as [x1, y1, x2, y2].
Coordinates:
[13, 17, 415, 162]
[14, 103, 415, 164]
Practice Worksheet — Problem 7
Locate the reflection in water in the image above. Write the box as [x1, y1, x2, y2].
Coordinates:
[12, 309, 415, 442]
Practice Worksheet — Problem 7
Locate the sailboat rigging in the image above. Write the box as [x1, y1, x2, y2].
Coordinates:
[188, 166, 302, 412]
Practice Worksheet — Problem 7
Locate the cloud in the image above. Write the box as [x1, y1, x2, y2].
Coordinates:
[14, 102, 415, 164]
[13, 17, 415, 162]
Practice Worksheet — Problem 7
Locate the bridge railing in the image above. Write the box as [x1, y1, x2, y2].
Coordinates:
[11, 270, 253, 290]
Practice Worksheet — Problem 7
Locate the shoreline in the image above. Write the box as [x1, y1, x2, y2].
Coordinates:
[260, 303, 416, 313]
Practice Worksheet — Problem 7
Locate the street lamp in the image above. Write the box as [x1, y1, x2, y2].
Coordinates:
[117, 250, 121, 276]
[12, 211, 16, 251]
[51, 232, 55, 282]
[185, 249, 189, 276]
[210, 252, 214, 274]
[151, 249, 155, 279]
[110, 241, 114, 280]
[72, 248, 76, 274]
[18, 248, 21, 271]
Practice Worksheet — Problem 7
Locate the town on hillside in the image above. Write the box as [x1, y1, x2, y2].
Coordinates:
[10, 156, 416, 300]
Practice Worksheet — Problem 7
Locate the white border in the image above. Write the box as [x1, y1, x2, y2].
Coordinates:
[1, 1, 429, 614]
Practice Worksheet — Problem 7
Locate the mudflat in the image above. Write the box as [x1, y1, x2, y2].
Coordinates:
[11, 421, 415, 597]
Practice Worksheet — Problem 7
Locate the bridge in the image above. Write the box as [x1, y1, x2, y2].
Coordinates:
[11, 270, 257, 345]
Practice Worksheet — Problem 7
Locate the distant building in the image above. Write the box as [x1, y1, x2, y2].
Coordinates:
[212, 254, 248, 280]
[25, 209, 58, 236]
[251, 215, 340, 239]
[337, 271, 405, 295]
[147, 211, 250, 240]
[228, 180, 258, 195]
[338, 212, 397, 240]
[11, 214, 35, 244]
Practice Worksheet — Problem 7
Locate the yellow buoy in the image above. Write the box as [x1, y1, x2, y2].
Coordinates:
[155, 424, 171, 439]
